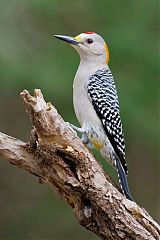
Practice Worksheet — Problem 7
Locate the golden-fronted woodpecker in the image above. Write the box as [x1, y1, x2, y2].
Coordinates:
[54, 32, 133, 201]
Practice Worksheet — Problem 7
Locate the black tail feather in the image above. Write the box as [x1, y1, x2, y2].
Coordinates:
[115, 156, 134, 201]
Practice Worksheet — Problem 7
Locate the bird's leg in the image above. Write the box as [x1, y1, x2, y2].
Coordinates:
[81, 133, 93, 149]
[81, 123, 94, 149]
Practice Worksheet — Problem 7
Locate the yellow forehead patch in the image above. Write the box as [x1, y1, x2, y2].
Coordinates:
[105, 43, 110, 64]
[74, 35, 82, 41]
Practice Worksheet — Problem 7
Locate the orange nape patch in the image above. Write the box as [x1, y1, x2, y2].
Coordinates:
[105, 43, 110, 64]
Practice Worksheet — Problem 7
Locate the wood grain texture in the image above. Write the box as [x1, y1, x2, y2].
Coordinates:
[0, 89, 159, 240]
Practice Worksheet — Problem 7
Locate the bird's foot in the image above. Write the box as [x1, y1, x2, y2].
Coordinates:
[66, 122, 93, 149]
[66, 122, 84, 138]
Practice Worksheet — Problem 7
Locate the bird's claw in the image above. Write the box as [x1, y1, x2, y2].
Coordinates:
[66, 122, 93, 149]
[66, 122, 78, 138]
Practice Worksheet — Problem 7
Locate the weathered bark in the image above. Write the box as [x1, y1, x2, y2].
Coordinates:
[0, 89, 159, 240]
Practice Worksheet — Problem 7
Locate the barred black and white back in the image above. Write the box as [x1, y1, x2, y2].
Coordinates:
[87, 68, 134, 201]
[87, 68, 127, 172]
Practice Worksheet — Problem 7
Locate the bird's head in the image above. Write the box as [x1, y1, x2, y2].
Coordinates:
[54, 32, 109, 65]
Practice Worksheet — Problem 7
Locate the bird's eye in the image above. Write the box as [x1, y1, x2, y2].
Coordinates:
[87, 38, 93, 44]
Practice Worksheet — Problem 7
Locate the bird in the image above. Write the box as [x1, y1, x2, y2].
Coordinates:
[54, 32, 134, 201]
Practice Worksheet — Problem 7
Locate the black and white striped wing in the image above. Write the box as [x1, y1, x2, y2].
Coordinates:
[87, 68, 127, 174]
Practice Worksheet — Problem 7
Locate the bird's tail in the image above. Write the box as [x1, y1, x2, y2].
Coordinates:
[115, 156, 134, 201]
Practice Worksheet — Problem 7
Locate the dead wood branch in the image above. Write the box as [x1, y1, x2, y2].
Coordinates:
[0, 89, 159, 240]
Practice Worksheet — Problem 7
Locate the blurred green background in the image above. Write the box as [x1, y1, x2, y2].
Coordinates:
[0, 0, 159, 239]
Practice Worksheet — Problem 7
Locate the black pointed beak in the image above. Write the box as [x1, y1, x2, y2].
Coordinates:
[54, 35, 79, 45]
